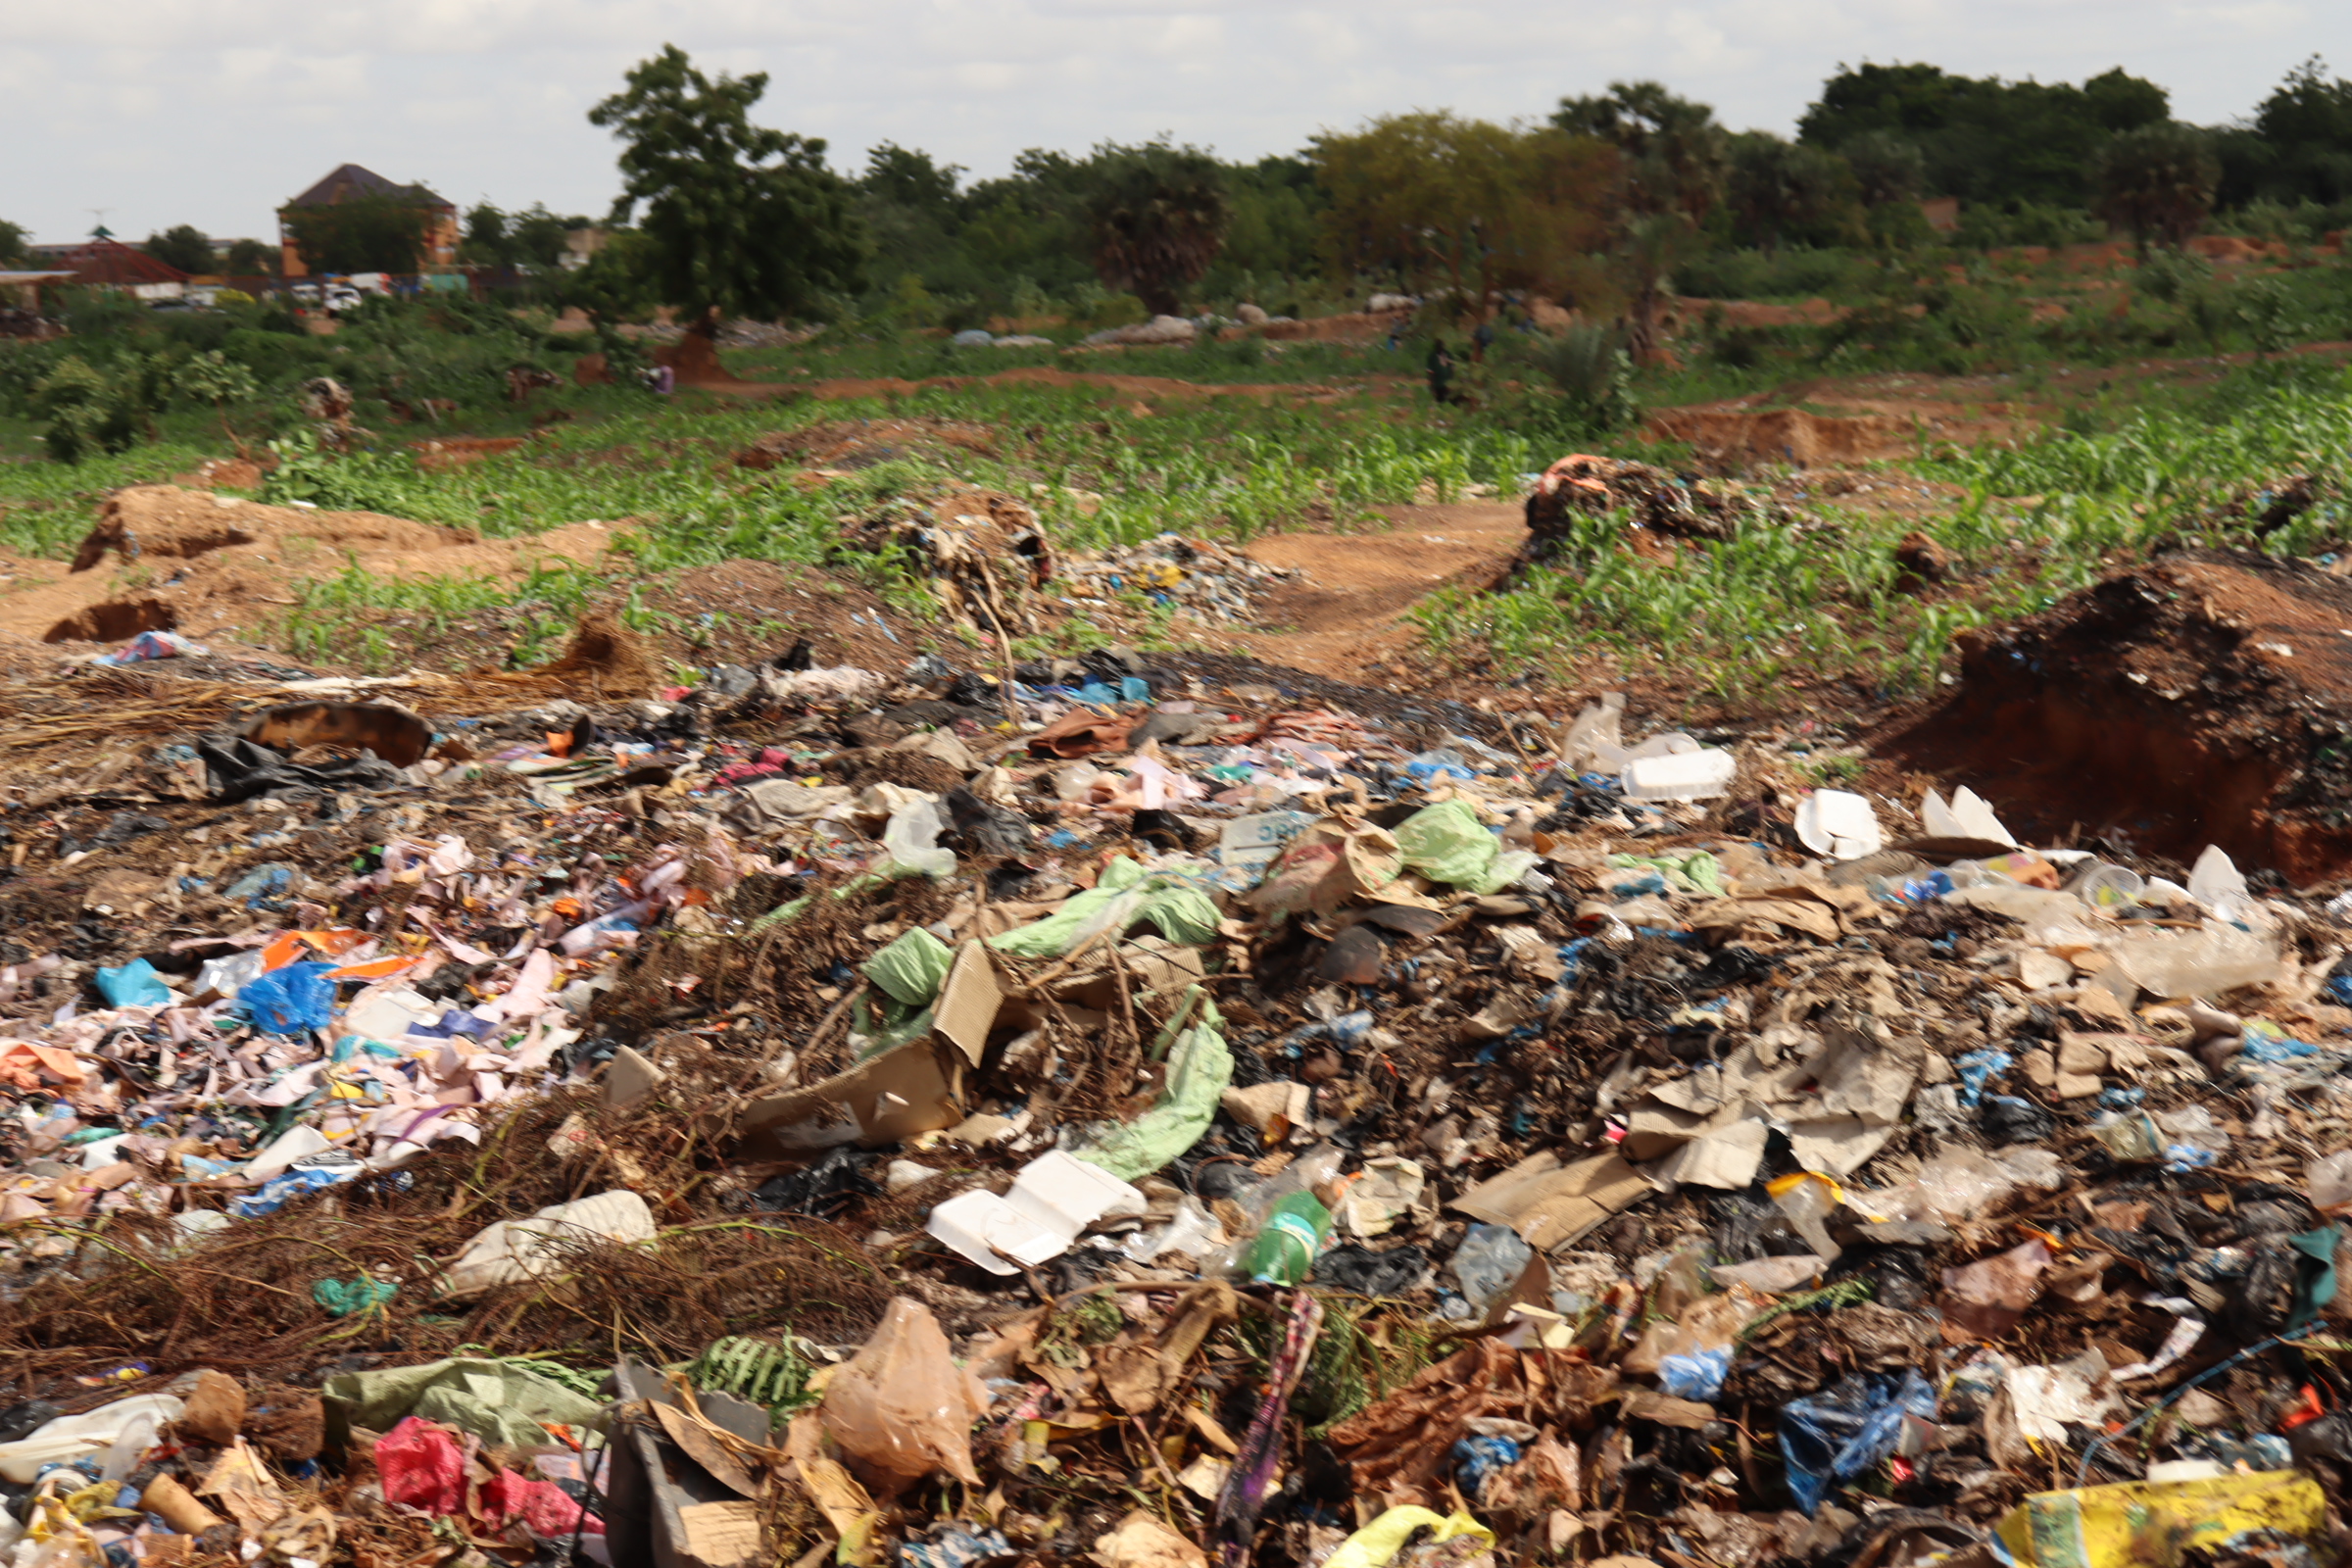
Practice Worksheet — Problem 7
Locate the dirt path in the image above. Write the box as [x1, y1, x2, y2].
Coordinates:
[1222, 501, 1525, 680]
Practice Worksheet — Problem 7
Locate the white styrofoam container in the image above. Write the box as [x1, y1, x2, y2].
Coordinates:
[1620, 748, 1737, 802]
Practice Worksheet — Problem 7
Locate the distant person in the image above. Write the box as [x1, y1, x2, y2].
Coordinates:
[1472, 318, 1495, 361]
[1427, 339, 1458, 405]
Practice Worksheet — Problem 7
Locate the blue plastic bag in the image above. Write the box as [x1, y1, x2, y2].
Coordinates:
[230, 1162, 360, 1218]
[238, 961, 338, 1035]
[1450, 1434, 1521, 1499]
[1660, 1345, 1734, 1403]
[95, 958, 172, 1009]
[1779, 1370, 1937, 1514]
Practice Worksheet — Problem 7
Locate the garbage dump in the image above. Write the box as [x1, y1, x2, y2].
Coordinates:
[4, 605, 2352, 1568]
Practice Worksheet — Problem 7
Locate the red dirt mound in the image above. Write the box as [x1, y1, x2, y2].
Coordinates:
[1643, 406, 1920, 465]
[1885, 553, 2352, 885]
[8, 486, 620, 650]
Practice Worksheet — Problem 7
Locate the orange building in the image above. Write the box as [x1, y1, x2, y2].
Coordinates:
[277, 164, 459, 278]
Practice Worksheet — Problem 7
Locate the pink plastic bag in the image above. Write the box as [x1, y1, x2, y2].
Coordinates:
[481, 1469, 604, 1538]
[818, 1297, 990, 1488]
[376, 1416, 467, 1516]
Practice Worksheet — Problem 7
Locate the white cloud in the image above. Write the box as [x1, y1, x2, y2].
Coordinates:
[0, 0, 2343, 242]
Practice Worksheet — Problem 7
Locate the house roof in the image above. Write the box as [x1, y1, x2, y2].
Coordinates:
[284, 164, 452, 212]
[52, 241, 189, 286]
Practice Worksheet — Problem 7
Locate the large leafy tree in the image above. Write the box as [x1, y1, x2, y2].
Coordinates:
[143, 224, 213, 273]
[1082, 141, 1232, 318]
[2093, 122, 2219, 253]
[462, 202, 591, 270]
[1554, 81, 1728, 223]
[1842, 130, 1927, 209]
[0, 220, 26, 267]
[1727, 134, 1846, 253]
[589, 44, 866, 340]
[1314, 112, 1612, 331]
[282, 197, 433, 273]
[1798, 62, 2168, 207]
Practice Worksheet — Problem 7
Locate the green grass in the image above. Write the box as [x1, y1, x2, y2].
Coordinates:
[1426, 358, 2352, 703]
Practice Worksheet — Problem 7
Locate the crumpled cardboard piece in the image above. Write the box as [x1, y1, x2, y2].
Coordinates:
[739, 941, 1002, 1151]
[1449, 1150, 1650, 1250]
[1092, 1508, 1209, 1568]
[1625, 1021, 1924, 1187]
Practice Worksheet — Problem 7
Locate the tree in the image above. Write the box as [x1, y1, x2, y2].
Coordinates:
[0, 220, 24, 267]
[589, 43, 866, 344]
[282, 196, 434, 273]
[143, 224, 213, 273]
[1554, 81, 1728, 223]
[1727, 134, 1845, 253]
[2248, 57, 2352, 204]
[1083, 141, 1232, 318]
[1843, 130, 1926, 209]
[462, 202, 588, 270]
[861, 143, 965, 213]
[1798, 62, 2169, 208]
[222, 238, 275, 275]
[2093, 122, 2219, 253]
[1314, 113, 1613, 333]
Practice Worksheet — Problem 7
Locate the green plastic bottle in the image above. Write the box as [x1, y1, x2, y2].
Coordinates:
[1246, 1192, 1333, 1285]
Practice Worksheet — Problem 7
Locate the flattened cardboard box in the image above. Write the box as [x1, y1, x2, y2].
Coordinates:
[739, 941, 1002, 1151]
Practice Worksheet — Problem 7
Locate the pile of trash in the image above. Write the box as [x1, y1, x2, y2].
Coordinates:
[5, 614, 2352, 1568]
[1056, 533, 1305, 625]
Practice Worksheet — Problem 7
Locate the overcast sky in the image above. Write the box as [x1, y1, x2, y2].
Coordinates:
[6, 0, 2346, 245]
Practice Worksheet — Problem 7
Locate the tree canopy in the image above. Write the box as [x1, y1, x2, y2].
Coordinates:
[2094, 122, 2220, 252]
[1798, 62, 2169, 206]
[281, 197, 433, 274]
[1314, 112, 1613, 315]
[589, 43, 867, 330]
[1083, 141, 1232, 318]
[143, 225, 213, 274]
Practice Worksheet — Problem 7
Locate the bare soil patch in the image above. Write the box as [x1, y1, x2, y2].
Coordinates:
[0, 485, 620, 650]
[1886, 551, 2352, 884]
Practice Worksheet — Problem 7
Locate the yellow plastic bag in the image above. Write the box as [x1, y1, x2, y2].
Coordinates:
[1993, 1471, 2324, 1568]
[1322, 1506, 1494, 1568]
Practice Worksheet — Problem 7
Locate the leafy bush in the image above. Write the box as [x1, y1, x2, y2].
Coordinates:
[1676, 247, 1878, 301]
[33, 358, 141, 463]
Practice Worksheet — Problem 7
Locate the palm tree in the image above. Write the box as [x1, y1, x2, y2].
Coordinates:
[1085, 144, 1233, 318]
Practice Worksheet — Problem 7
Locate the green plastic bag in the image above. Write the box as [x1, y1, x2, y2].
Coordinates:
[1067, 990, 1233, 1179]
[1393, 801, 1534, 894]
[322, 1356, 605, 1450]
[862, 927, 955, 1007]
[990, 858, 1221, 958]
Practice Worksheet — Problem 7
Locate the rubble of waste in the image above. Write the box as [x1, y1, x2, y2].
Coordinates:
[4, 607, 2352, 1568]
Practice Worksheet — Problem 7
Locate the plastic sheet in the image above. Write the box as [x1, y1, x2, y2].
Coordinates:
[376, 1415, 467, 1516]
[238, 960, 337, 1034]
[1779, 1369, 1938, 1514]
[818, 1298, 991, 1488]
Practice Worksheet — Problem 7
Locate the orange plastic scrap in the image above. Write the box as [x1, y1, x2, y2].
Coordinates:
[323, 956, 416, 982]
[0, 1042, 85, 1089]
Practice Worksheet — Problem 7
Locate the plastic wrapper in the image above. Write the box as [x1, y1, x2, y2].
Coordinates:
[1993, 1471, 2324, 1568]
[1321, 1506, 1494, 1568]
[1448, 1223, 1533, 1313]
[1779, 1370, 1938, 1514]
[862, 927, 955, 1007]
[1065, 994, 1233, 1179]
[481, 1469, 603, 1538]
[990, 857, 1220, 957]
[93, 958, 172, 1008]
[1395, 801, 1511, 892]
[238, 960, 338, 1034]
[879, 799, 956, 878]
[818, 1298, 990, 1488]
[376, 1416, 467, 1516]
